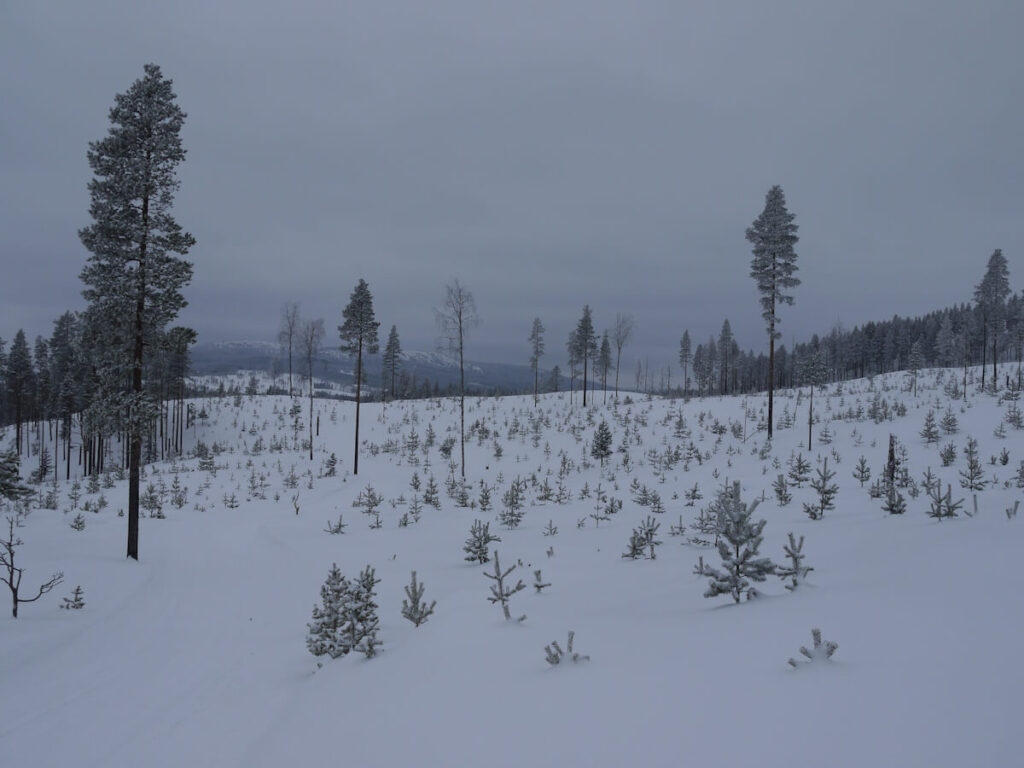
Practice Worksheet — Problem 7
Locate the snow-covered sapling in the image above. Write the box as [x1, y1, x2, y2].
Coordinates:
[349, 565, 382, 658]
[920, 410, 940, 444]
[498, 477, 528, 528]
[773, 474, 792, 506]
[483, 550, 526, 622]
[787, 453, 811, 487]
[940, 441, 957, 467]
[532, 569, 551, 594]
[591, 420, 613, 466]
[70, 513, 86, 531]
[852, 456, 871, 487]
[324, 514, 347, 534]
[401, 571, 436, 627]
[542, 520, 558, 536]
[60, 585, 85, 610]
[307, 563, 351, 659]
[464, 519, 501, 564]
[699, 482, 776, 603]
[881, 483, 907, 515]
[621, 515, 662, 559]
[788, 628, 838, 668]
[544, 631, 590, 665]
[805, 457, 838, 520]
[959, 438, 986, 491]
[777, 532, 813, 591]
[926, 483, 962, 521]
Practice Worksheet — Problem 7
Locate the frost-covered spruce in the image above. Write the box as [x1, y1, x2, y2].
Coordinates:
[498, 477, 528, 528]
[401, 571, 436, 627]
[307, 563, 351, 659]
[852, 455, 871, 487]
[464, 519, 501, 564]
[347, 566, 381, 658]
[920, 410, 940, 444]
[940, 441, 957, 467]
[60, 585, 86, 610]
[941, 408, 959, 434]
[959, 438, 986, 491]
[699, 482, 776, 603]
[777, 533, 812, 591]
[806, 457, 838, 520]
[484, 550, 526, 622]
[773, 474, 792, 506]
[881, 483, 907, 515]
[591, 420, 613, 466]
[926, 483, 963, 521]
[787, 453, 811, 488]
[621, 515, 662, 559]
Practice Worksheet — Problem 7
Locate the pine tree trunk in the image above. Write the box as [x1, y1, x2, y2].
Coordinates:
[582, 351, 588, 407]
[353, 336, 362, 475]
[768, 331, 775, 440]
[980, 325, 987, 390]
[807, 385, 813, 450]
[459, 325, 465, 478]
[614, 349, 621, 400]
[992, 335, 998, 388]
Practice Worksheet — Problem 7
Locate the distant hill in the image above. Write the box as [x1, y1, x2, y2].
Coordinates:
[188, 340, 561, 395]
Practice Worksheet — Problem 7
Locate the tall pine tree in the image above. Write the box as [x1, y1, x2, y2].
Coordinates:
[528, 317, 544, 406]
[382, 325, 401, 402]
[974, 248, 1010, 389]
[339, 279, 379, 476]
[79, 64, 195, 560]
[747, 185, 800, 439]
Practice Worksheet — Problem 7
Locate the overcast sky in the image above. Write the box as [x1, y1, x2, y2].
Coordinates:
[2, 1, 1022, 370]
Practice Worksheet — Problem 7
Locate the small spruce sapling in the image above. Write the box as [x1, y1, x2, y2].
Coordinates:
[61, 585, 85, 610]
[777, 533, 812, 591]
[804, 457, 838, 520]
[788, 453, 811, 487]
[699, 482, 776, 603]
[959, 438, 986, 490]
[926, 483, 963, 521]
[464, 519, 501, 564]
[852, 456, 871, 487]
[484, 550, 526, 622]
[400, 571, 436, 627]
[773, 474, 792, 506]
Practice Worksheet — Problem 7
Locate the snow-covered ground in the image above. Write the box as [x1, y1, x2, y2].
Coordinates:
[2, 366, 1022, 767]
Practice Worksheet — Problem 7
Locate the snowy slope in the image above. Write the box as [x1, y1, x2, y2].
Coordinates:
[1, 366, 1022, 767]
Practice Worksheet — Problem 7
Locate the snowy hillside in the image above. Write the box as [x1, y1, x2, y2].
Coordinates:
[2, 366, 1022, 767]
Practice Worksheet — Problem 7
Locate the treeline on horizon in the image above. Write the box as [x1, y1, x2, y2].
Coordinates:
[2, 258, 1019, 463]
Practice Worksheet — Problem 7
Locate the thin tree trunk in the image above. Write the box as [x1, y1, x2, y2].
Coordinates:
[807, 385, 813, 450]
[353, 336, 362, 475]
[768, 328, 775, 440]
[614, 349, 621, 399]
[459, 325, 465, 478]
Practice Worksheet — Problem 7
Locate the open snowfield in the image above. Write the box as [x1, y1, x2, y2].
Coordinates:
[2, 367, 1022, 767]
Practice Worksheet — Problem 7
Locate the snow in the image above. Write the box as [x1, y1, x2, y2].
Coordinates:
[2, 367, 1022, 767]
